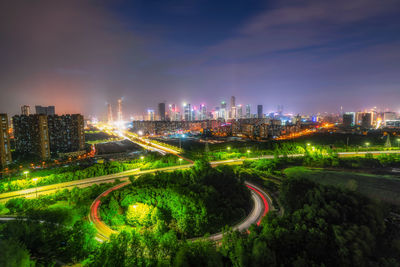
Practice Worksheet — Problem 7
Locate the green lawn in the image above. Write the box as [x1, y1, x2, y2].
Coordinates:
[284, 166, 400, 206]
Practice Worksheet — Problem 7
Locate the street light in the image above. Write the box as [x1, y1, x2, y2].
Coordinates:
[247, 150, 251, 157]
[140, 156, 144, 161]
[32, 178, 38, 198]
[307, 143, 311, 146]
[227, 146, 231, 151]
[179, 158, 183, 165]
[23, 170, 29, 179]
[365, 142, 370, 148]
[397, 138, 400, 148]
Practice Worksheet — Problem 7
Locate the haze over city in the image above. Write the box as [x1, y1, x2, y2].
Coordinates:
[1, 0, 400, 116]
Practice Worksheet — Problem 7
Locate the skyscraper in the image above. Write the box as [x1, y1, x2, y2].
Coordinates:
[147, 109, 155, 121]
[21, 105, 31, 116]
[220, 101, 227, 120]
[200, 104, 207, 120]
[257, 105, 263, 119]
[184, 104, 192, 121]
[158, 102, 166, 121]
[35, 105, 55, 116]
[230, 96, 236, 119]
[0, 114, 12, 168]
[237, 105, 243, 118]
[117, 98, 123, 122]
[246, 104, 251, 118]
[107, 103, 113, 124]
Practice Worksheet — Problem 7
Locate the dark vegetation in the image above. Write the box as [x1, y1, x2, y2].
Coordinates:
[1, 151, 400, 266]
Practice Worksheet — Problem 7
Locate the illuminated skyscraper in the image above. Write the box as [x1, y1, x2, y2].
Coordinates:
[107, 103, 113, 124]
[117, 98, 123, 122]
[230, 96, 236, 119]
[246, 104, 251, 118]
[0, 114, 12, 168]
[237, 105, 243, 118]
[184, 104, 192, 121]
[21, 105, 31, 116]
[220, 101, 227, 120]
[147, 109, 155, 121]
[200, 104, 207, 120]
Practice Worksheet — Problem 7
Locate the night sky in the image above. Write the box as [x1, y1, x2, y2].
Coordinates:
[1, 0, 400, 117]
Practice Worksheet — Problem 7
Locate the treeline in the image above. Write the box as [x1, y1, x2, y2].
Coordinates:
[0, 153, 183, 194]
[0, 162, 128, 193]
[219, 176, 400, 266]
[101, 161, 251, 238]
[0, 183, 118, 266]
[91, 175, 399, 266]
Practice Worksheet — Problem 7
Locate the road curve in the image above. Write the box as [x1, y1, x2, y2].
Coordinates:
[89, 180, 272, 242]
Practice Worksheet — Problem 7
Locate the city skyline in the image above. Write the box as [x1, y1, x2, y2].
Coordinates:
[1, 0, 400, 116]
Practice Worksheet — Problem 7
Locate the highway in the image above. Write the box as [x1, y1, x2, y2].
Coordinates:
[1, 150, 400, 202]
[88, 180, 272, 242]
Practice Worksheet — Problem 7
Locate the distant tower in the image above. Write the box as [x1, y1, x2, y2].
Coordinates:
[158, 102, 166, 121]
[117, 98, 123, 122]
[21, 105, 31, 116]
[230, 96, 236, 119]
[107, 103, 113, 124]
[257, 105, 263, 119]
[246, 104, 251, 118]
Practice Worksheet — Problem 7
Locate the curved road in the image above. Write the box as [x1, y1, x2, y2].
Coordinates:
[89, 180, 272, 242]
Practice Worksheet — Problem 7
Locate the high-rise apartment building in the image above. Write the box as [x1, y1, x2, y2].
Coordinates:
[158, 102, 166, 121]
[257, 105, 263, 119]
[13, 114, 51, 159]
[0, 114, 12, 168]
[342, 112, 355, 127]
[21, 105, 31, 116]
[361, 113, 372, 128]
[47, 114, 85, 153]
[13, 114, 85, 159]
[35, 105, 55, 116]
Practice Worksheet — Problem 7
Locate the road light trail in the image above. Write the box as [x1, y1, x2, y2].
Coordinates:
[89, 180, 272, 242]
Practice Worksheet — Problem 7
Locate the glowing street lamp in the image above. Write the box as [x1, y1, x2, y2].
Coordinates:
[247, 150, 251, 156]
[397, 138, 400, 148]
[140, 156, 144, 161]
[179, 158, 183, 165]
[227, 146, 231, 151]
[365, 142, 370, 148]
[32, 178, 38, 198]
[307, 143, 311, 146]
[23, 170, 29, 179]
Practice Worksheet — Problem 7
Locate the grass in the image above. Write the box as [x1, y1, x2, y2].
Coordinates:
[284, 166, 400, 206]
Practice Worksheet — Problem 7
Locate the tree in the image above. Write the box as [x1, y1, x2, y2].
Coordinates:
[0, 239, 33, 267]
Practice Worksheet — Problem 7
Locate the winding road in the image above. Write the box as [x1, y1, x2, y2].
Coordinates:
[88, 180, 272, 242]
